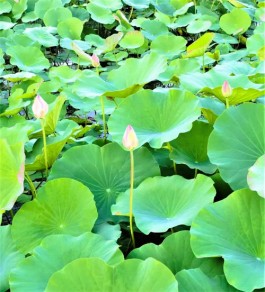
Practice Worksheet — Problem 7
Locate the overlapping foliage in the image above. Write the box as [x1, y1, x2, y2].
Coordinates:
[0, 0, 264, 291]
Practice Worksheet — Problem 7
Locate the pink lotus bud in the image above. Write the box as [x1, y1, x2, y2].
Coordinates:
[91, 54, 100, 68]
[222, 81, 232, 98]
[32, 94, 48, 119]
[122, 125, 139, 150]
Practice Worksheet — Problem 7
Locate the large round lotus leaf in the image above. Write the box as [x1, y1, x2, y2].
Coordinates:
[170, 121, 217, 174]
[89, 0, 123, 10]
[6, 45, 50, 73]
[176, 269, 239, 292]
[48, 143, 160, 222]
[57, 17, 83, 40]
[151, 34, 187, 58]
[0, 226, 24, 292]
[112, 174, 215, 234]
[128, 231, 223, 277]
[208, 103, 265, 190]
[108, 89, 201, 149]
[119, 31, 145, 49]
[122, 0, 150, 9]
[247, 154, 265, 198]
[220, 8, 251, 35]
[10, 232, 123, 292]
[11, 178, 98, 254]
[141, 19, 169, 40]
[86, 3, 115, 24]
[45, 258, 179, 291]
[43, 7, 72, 27]
[24, 27, 58, 47]
[190, 189, 265, 291]
[0, 140, 24, 212]
[34, 0, 62, 19]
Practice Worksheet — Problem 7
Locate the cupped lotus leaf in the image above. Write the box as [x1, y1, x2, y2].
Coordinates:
[122, 0, 150, 9]
[10, 232, 123, 292]
[73, 53, 167, 98]
[57, 17, 83, 40]
[183, 32, 215, 58]
[208, 103, 265, 190]
[34, 0, 62, 19]
[0, 226, 24, 292]
[176, 269, 239, 292]
[128, 231, 223, 277]
[220, 8, 251, 35]
[48, 143, 160, 222]
[11, 178, 98, 254]
[0, 92, 31, 117]
[190, 189, 265, 291]
[170, 121, 217, 174]
[86, 3, 115, 24]
[43, 7, 72, 27]
[150, 35, 187, 58]
[24, 27, 58, 47]
[45, 258, 179, 292]
[0, 140, 24, 212]
[119, 30, 145, 49]
[201, 86, 265, 105]
[112, 174, 215, 234]
[108, 89, 201, 149]
[247, 154, 265, 198]
[6, 45, 50, 73]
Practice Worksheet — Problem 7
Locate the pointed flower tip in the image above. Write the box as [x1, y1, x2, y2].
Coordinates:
[222, 80, 232, 98]
[122, 125, 139, 150]
[32, 94, 48, 119]
[91, 53, 100, 68]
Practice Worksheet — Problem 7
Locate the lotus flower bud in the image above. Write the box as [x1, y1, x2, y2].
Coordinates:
[91, 54, 100, 68]
[32, 94, 48, 119]
[122, 125, 139, 150]
[222, 81, 232, 98]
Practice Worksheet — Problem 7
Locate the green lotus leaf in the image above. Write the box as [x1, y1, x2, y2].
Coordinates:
[208, 103, 265, 190]
[24, 27, 58, 47]
[187, 19, 212, 34]
[128, 231, 223, 277]
[0, 20, 15, 30]
[0, 2, 12, 14]
[0, 226, 24, 292]
[247, 154, 265, 198]
[49, 142, 160, 222]
[73, 53, 167, 98]
[112, 174, 215, 234]
[169, 121, 217, 174]
[45, 258, 179, 291]
[0, 140, 24, 212]
[1, 72, 36, 82]
[191, 189, 265, 291]
[176, 269, 239, 292]
[108, 89, 201, 149]
[201, 87, 265, 105]
[49, 66, 81, 83]
[141, 19, 169, 40]
[122, 0, 150, 9]
[89, 0, 123, 10]
[34, 0, 62, 19]
[220, 8, 251, 35]
[43, 7, 72, 27]
[93, 222, 121, 242]
[11, 178, 98, 253]
[6, 45, 50, 73]
[21, 11, 38, 23]
[57, 17, 83, 40]
[119, 30, 145, 49]
[199, 97, 225, 124]
[183, 32, 214, 58]
[86, 3, 115, 24]
[150, 34, 187, 58]
[10, 232, 123, 292]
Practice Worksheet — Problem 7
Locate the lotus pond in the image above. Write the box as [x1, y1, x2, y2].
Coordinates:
[0, 0, 264, 291]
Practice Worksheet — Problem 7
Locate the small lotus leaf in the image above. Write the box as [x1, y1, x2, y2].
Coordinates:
[119, 30, 145, 49]
[43, 7, 72, 27]
[57, 17, 83, 40]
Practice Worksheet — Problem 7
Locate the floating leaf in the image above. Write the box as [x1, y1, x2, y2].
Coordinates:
[10, 232, 123, 292]
[108, 89, 201, 149]
[112, 174, 215, 234]
[11, 178, 98, 253]
[45, 258, 179, 291]
[191, 189, 265, 291]
[49, 143, 160, 222]
[208, 103, 265, 190]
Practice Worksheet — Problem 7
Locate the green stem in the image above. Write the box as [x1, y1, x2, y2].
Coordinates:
[10, 209, 14, 219]
[167, 142, 177, 174]
[225, 97, 230, 109]
[194, 168, 198, 178]
[100, 96, 107, 140]
[41, 119, 48, 177]
[129, 149, 136, 249]
[25, 172, 37, 198]
[128, 6, 134, 20]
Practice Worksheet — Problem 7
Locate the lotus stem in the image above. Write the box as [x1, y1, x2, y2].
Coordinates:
[167, 142, 177, 174]
[100, 96, 107, 140]
[194, 168, 198, 178]
[225, 98, 230, 109]
[129, 149, 136, 248]
[41, 119, 48, 178]
[25, 172, 37, 198]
